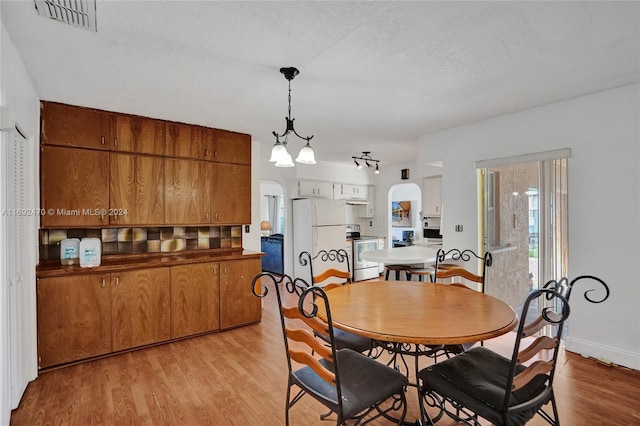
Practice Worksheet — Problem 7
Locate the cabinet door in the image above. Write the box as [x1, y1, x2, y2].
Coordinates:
[41, 146, 110, 227]
[212, 130, 251, 164]
[111, 268, 170, 351]
[211, 163, 250, 224]
[165, 158, 211, 224]
[40, 102, 111, 150]
[113, 114, 165, 155]
[359, 186, 375, 218]
[220, 258, 261, 329]
[110, 153, 165, 225]
[37, 274, 112, 368]
[165, 122, 214, 160]
[342, 184, 367, 200]
[170, 263, 220, 338]
[298, 180, 333, 198]
[423, 177, 442, 216]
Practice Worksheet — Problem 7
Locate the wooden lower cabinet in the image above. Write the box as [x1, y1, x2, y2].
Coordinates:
[170, 262, 220, 338]
[37, 257, 261, 369]
[220, 258, 261, 329]
[37, 274, 112, 369]
[111, 268, 170, 351]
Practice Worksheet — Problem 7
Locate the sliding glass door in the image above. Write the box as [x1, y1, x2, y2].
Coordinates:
[478, 155, 568, 308]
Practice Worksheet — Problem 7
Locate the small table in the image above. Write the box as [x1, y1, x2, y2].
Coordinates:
[324, 281, 517, 424]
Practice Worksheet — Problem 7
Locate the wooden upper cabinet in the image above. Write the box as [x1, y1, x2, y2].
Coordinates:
[165, 158, 211, 224]
[220, 258, 261, 329]
[41, 145, 109, 227]
[41, 102, 111, 150]
[211, 163, 251, 224]
[165, 122, 214, 160]
[170, 262, 220, 338]
[110, 153, 164, 225]
[111, 268, 170, 352]
[37, 274, 112, 368]
[113, 114, 165, 155]
[212, 130, 251, 164]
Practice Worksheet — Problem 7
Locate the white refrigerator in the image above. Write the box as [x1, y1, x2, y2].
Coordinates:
[292, 198, 349, 285]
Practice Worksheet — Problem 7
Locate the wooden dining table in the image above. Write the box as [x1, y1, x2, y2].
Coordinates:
[324, 280, 517, 346]
[322, 280, 518, 424]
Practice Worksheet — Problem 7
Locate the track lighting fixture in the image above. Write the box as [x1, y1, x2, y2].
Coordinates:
[269, 67, 316, 167]
[352, 151, 380, 174]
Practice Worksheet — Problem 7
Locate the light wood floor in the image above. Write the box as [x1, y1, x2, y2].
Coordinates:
[11, 288, 640, 425]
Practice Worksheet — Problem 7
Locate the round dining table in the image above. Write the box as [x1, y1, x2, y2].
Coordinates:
[323, 280, 517, 346]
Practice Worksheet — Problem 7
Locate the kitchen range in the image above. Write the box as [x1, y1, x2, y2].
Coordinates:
[346, 224, 380, 281]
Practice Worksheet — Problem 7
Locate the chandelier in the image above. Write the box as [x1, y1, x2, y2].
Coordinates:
[352, 151, 380, 174]
[269, 67, 315, 167]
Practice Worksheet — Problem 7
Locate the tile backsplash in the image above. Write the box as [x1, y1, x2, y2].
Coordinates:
[40, 226, 243, 261]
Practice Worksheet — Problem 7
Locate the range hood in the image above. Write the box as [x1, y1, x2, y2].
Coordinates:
[345, 200, 369, 205]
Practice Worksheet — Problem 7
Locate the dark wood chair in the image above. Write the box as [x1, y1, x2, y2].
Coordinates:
[418, 288, 570, 426]
[252, 273, 408, 426]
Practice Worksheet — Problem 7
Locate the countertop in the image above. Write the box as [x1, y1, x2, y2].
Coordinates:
[360, 245, 441, 264]
[37, 249, 264, 278]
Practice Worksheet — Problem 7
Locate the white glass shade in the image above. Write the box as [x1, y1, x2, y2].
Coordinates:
[275, 150, 295, 167]
[269, 140, 288, 162]
[295, 142, 316, 164]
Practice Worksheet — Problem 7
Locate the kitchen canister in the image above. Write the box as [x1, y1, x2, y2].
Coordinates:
[79, 237, 102, 267]
[60, 238, 80, 265]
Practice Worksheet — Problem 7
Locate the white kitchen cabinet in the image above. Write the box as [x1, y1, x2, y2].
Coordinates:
[297, 180, 333, 198]
[334, 183, 368, 200]
[359, 186, 375, 217]
[423, 177, 442, 217]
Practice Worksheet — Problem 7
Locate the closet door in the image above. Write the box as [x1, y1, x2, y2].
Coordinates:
[3, 128, 38, 408]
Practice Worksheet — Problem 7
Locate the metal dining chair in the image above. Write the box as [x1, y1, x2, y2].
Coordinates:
[299, 249, 380, 355]
[418, 288, 570, 426]
[251, 273, 409, 425]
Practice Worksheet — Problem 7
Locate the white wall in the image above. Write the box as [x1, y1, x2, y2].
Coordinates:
[0, 20, 41, 421]
[417, 84, 640, 370]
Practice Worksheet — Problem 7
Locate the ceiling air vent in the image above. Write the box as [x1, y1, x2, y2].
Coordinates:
[34, 0, 97, 32]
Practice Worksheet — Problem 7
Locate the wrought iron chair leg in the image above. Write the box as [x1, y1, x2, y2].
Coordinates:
[319, 409, 333, 420]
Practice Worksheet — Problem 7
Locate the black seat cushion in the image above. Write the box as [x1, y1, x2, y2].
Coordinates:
[418, 347, 549, 426]
[293, 348, 408, 419]
[316, 329, 378, 353]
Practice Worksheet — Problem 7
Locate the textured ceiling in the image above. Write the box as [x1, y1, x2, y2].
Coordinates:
[2, 1, 638, 166]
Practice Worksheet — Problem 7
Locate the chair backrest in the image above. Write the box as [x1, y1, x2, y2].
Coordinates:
[433, 248, 492, 292]
[251, 273, 345, 413]
[542, 274, 610, 304]
[501, 288, 570, 420]
[299, 249, 351, 289]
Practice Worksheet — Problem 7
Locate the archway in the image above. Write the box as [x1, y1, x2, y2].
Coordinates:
[387, 183, 422, 246]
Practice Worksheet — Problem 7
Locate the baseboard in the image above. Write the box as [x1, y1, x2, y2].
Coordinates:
[564, 336, 640, 371]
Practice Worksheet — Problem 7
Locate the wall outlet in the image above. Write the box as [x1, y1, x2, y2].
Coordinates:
[455, 224, 464, 232]
[369, 221, 373, 226]
[245, 225, 250, 233]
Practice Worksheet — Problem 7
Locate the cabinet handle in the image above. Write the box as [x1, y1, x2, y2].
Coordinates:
[101, 278, 106, 288]
[215, 212, 218, 220]
[114, 138, 118, 146]
[205, 212, 209, 220]
[101, 136, 105, 145]
[115, 276, 120, 286]
[214, 150, 218, 158]
[205, 148, 209, 156]
[224, 266, 227, 274]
